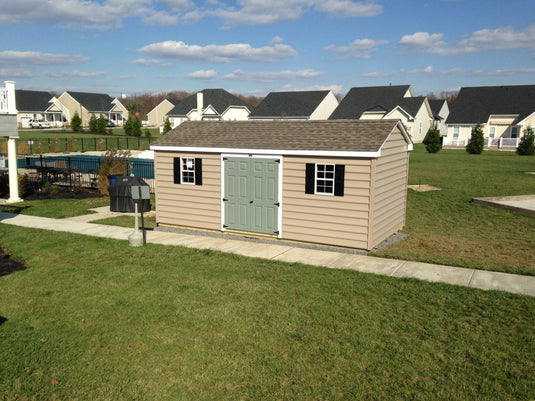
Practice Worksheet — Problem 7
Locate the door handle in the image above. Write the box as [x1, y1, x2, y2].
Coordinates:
[249, 200, 253, 204]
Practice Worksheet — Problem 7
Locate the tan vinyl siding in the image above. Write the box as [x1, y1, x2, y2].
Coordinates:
[155, 151, 221, 230]
[370, 129, 409, 247]
[282, 156, 372, 249]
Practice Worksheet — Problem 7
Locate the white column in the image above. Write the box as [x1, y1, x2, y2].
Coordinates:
[7, 136, 21, 203]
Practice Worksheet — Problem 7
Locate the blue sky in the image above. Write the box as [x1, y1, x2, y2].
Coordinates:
[1, 0, 534, 98]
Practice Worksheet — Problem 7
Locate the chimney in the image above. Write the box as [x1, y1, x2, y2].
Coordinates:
[197, 91, 203, 118]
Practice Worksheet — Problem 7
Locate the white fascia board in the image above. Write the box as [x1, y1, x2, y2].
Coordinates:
[518, 111, 535, 125]
[377, 121, 413, 152]
[150, 145, 380, 158]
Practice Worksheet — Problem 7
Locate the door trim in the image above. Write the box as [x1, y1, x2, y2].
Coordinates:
[221, 153, 283, 238]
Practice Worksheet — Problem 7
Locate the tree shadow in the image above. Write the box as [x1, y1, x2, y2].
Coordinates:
[0, 316, 7, 326]
[0, 248, 27, 277]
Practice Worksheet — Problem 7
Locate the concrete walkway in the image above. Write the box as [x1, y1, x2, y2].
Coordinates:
[1, 209, 534, 298]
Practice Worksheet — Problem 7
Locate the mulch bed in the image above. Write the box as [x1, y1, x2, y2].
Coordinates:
[0, 248, 27, 277]
[24, 187, 104, 201]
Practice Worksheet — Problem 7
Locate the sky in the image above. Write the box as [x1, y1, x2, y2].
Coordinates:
[1, 0, 534, 98]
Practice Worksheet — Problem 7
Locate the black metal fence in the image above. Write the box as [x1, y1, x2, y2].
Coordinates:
[15, 155, 155, 192]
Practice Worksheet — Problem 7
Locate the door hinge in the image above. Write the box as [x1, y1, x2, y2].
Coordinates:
[275, 159, 280, 163]
[223, 224, 228, 228]
[274, 202, 280, 206]
[222, 198, 228, 202]
[223, 157, 228, 161]
[274, 231, 279, 235]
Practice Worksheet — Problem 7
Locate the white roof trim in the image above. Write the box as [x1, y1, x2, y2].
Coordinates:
[151, 145, 381, 158]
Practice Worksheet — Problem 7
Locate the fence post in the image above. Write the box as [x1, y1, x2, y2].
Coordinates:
[105, 137, 108, 151]
[126, 136, 129, 150]
[68, 157, 72, 187]
[117, 137, 119, 149]
[137, 136, 140, 149]
[81, 137, 84, 152]
[40, 154, 44, 186]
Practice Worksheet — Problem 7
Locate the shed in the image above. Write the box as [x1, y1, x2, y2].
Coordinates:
[150, 120, 412, 250]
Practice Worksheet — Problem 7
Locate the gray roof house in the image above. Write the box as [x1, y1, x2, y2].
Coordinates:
[15, 89, 64, 128]
[166, 89, 252, 128]
[55, 91, 129, 127]
[444, 85, 535, 148]
[147, 98, 181, 127]
[248, 90, 339, 120]
[329, 85, 434, 143]
[151, 119, 412, 250]
[428, 99, 450, 135]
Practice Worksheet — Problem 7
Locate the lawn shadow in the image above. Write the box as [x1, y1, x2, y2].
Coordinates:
[0, 204, 31, 215]
[0, 248, 28, 277]
[0, 316, 7, 326]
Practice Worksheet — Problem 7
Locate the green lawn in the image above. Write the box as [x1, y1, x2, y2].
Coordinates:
[0, 225, 534, 400]
[376, 145, 535, 276]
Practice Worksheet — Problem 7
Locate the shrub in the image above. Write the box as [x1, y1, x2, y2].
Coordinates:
[517, 127, 535, 156]
[89, 114, 98, 132]
[132, 116, 142, 137]
[144, 128, 151, 138]
[425, 125, 442, 153]
[17, 141, 28, 155]
[71, 112, 82, 132]
[66, 136, 76, 153]
[124, 117, 133, 136]
[97, 149, 131, 195]
[466, 123, 484, 154]
[49, 138, 58, 153]
[163, 117, 172, 134]
[97, 115, 107, 134]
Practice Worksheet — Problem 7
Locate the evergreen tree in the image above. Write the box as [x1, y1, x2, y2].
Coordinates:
[71, 112, 82, 132]
[517, 127, 535, 156]
[425, 125, 442, 153]
[124, 116, 133, 136]
[97, 115, 107, 134]
[132, 116, 142, 137]
[466, 123, 484, 154]
[89, 114, 98, 132]
[163, 117, 172, 134]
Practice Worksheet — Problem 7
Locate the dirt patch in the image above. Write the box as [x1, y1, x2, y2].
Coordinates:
[0, 248, 27, 277]
[408, 185, 441, 192]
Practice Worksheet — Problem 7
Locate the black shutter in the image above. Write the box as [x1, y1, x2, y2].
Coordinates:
[173, 157, 181, 184]
[195, 158, 202, 186]
[334, 164, 345, 197]
[305, 163, 315, 194]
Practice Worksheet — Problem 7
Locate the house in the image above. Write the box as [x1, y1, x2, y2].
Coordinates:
[150, 119, 412, 250]
[247, 90, 339, 120]
[55, 91, 129, 127]
[444, 85, 535, 148]
[147, 98, 181, 127]
[165, 89, 252, 128]
[15, 89, 65, 128]
[428, 99, 450, 136]
[329, 85, 434, 143]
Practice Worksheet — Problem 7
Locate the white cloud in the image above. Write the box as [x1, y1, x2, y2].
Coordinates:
[223, 69, 323, 82]
[131, 58, 162, 66]
[143, 11, 178, 26]
[279, 84, 343, 93]
[472, 67, 535, 76]
[0, 68, 33, 78]
[138, 41, 297, 63]
[211, 0, 382, 27]
[185, 70, 218, 79]
[362, 66, 464, 77]
[0, 50, 88, 65]
[271, 36, 284, 44]
[325, 38, 387, 59]
[43, 70, 108, 78]
[400, 24, 535, 55]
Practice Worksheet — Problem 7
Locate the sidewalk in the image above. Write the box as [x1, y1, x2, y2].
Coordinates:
[1, 209, 534, 298]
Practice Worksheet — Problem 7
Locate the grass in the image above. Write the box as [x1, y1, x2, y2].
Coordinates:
[376, 145, 535, 276]
[92, 214, 157, 229]
[0, 225, 534, 400]
[0, 196, 109, 219]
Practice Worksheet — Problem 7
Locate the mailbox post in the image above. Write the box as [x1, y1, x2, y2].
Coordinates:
[128, 185, 151, 247]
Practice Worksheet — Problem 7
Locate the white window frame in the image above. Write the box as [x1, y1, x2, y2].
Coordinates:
[488, 125, 497, 139]
[181, 157, 196, 185]
[511, 126, 519, 138]
[315, 163, 335, 196]
[452, 126, 460, 140]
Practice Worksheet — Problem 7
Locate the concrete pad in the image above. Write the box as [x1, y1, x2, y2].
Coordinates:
[470, 270, 535, 297]
[272, 247, 346, 267]
[391, 261, 474, 286]
[228, 241, 292, 259]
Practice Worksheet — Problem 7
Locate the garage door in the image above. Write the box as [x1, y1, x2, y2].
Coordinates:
[224, 157, 279, 235]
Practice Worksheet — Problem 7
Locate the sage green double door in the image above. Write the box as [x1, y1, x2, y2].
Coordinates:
[224, 157, 279, 235]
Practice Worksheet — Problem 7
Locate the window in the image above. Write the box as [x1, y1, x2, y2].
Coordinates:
[452, 126, 460, 139]
[173, 157, 202, 185]
[305, 163, 345, 197]
[511, 126, 519, 138]
[315, 164, 335, 195]
[488, 126, 497, 139]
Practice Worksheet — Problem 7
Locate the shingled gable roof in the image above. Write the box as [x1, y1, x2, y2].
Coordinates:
[428, 99, 447, 118]
[167, 89, 252, 116]
[151, 120, 412, 157]
[248, 90, 330, 118]
[15, 89, 54, 112]
[329, 85, 412, 120]
[64, 91, 116, 112]
[446, 85, 535, 125]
